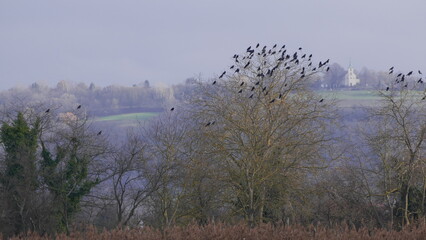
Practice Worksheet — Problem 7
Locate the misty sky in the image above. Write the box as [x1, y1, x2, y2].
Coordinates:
[1, 0, 426, 90]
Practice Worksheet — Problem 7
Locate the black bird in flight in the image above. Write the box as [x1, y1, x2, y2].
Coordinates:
[326, 67, 330, 72]
[212, 80, 216, 85]
[272, 44, 277, 48]
[249, 94, 254, 98]
[389, 66, 394, 71]
[281, 44, 286, 49]
[319, 99, 324, 103]
[407, 71, 413, 76]
[269, 99, 275, 103]
[240, 82, 244, 86]
[205, 122, 211, 127]
[418, 78, 423, 83]
[77, 105, 81, 109]
[262, 86, 267, 91]
[251, 86, 255, 91]
[422, 96, 426, 100]
[230, 65, 234, 69]
[301, 54, 306, 59]
[397, 73, 402, 77]
[244, 61, 250, 68]
[256, 43, 260, 48]
[219, 71, 226, 78]
[170, 107, 174, 111]
[298, 47, 302, 50]
[279, 93, 282, 99]
[235, 68, 240, 73]
[255, 81, 260, 85]
[45, 108, 50, 113]
[97, 131, 102, 135]
[247, 46, 251, 52]
[386, 87, 389, 91]
[309, 54, 313, 58]
[238, 89, 243, 93]
[419, 70, 423, 74]
[389, 70, 393, 74]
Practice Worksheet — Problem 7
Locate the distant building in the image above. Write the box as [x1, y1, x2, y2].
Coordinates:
[344, 65, 360, 87]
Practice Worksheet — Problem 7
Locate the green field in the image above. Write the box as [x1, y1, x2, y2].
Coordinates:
[93, 91, 396, 124]
[319, 90, 380, 100]
[95, 112, 159, 122]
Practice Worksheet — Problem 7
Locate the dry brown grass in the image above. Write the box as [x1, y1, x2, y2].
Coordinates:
[4, 222, 426, 240]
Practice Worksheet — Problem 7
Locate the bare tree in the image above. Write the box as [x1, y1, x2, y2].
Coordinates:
[364, 71, 426, 226]
[187, 44, 337, 226]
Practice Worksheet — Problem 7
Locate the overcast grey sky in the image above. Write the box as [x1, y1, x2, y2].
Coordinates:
[1, 0, 426, 90]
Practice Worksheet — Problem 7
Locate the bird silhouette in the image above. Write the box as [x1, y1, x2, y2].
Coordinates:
[244, 61, 250, 68]
[249, 94, 254, 98]
[389, 67, 394, 71]
[386, 87, 389, 91]
[247, 46, 251, 52]
[238, 89, 243, 93]
[219, 71, 226, 78]
[212, 81, 217, 85]
[205, 122, 211, 127]
[397, 73, 402, 77]
[419, 70, 423, 74]
[251, 86, 255, 91]
[255, 81, 260, 85]
[279, 93, 282, 99]
[319, 99, 324, 103]
[235, 68, 240, 73]
[407, 71, 413, 76]
[170, 107, 174, 111]
[240, 82, 244, 86]
[77, 105, 81, 109]
[298, 47, 302, 50]
[422, 96, 426, 100]
[97, 131, 102, 135]
[262, 86, 267, 91]
[269, 99, 275, 103]
[281, 44, 285, 49]
[389, 70, 393, 74]
[230, 65, 234, 69]
[272, 44, 277, 48]
[256, 43, 260, 48]
[326, 67, 330, 72]
[45, 109, 50, 113]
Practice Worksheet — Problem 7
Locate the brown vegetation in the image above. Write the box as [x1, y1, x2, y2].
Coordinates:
[5, 221, 426, 240]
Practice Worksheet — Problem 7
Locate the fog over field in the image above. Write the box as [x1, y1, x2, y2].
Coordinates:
[2, 1, 426, 238]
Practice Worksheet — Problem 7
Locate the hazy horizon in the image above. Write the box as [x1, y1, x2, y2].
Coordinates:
[1, 0, 426, 90]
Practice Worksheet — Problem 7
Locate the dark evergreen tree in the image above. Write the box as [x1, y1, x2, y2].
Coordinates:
[0, 112, 40, 236]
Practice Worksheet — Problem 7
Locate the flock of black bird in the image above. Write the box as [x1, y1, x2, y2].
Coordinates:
[170, 43, 330, 127]
[387, 66, 426, 100]
[45, 105, 102, 136]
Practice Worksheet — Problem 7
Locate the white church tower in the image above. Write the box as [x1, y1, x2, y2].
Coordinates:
[344, 64, 360, 87]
